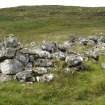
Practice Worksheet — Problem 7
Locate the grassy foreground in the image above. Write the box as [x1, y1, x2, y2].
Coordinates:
[1, 58, 105, 105]
[0, 5, 105, 105]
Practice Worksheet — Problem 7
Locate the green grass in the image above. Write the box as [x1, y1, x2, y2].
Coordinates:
[1, 6, 105, 43]
[0, 5, 105, 105]
[0, 62, 105, 105]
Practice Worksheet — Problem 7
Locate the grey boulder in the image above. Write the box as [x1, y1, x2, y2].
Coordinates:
[0, 59, 24, 74]
[4, 35, 20, 48]
[15, 53, 29, 65]
[65, 54, 83, 67]
[0, 74, 14, 82]
[36, 74, 54, 82]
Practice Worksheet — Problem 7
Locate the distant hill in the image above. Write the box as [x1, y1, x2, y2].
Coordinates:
[0, 5, 105, 42]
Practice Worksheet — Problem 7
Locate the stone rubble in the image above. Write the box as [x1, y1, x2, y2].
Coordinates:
[0, 35, 105, 83]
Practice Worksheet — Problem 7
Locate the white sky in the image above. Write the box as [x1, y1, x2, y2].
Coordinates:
[0, 0, 105, 8]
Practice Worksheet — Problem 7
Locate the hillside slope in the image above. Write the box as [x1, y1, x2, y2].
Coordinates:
[0, 6, 105, 42]
[0, 6, 105, 105]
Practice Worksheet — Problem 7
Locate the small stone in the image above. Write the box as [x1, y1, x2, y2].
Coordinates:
[33, 67, 48, 75]
[42, 41, 57, 53]
[4, 35, 20, 48]
[65, 54, 83, 67]
[15, 70, 36, 83]
[64, 67, 76, 74]
[0, 74, 14, 82]
[52, 51, 66, 60]
[34, 59, 54, 67]
[36, 74, 54, 82]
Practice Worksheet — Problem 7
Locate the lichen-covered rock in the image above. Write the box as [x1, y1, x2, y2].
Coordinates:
[15, 70, 36, 82]
[34, 59, 54, 67]
[33, 67, 48, 75]
[15, 53, 29, 65]
[36, 50, 51, 59]
[86, 50, 99, 61]
[79, 38, 88, 46]
[65, 54, 83, 67]
[29, 55, 35, 62]
[0, 47, 16, 61]
[19, 48, 30, 54]
[58, 41, 72, 52]
[25, 63, 33, 71]
[0, 59, 24, 74]
[52, 51, 66, 60]
[42, 41, 57, 53]
[99, 36, 105, 43]
[0, 35, 22, 61]
[4, 48, 16, 57]
[0, 74, 14, 82]
[36, 74, 54, 82]
[88, 36, 98, 44]
[4, 35, 20, 48]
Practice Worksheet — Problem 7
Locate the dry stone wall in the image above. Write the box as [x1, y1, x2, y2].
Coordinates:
[0, 35, 105, 83]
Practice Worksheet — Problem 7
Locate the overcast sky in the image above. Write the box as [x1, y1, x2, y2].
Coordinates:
[0, 0, 105, 8]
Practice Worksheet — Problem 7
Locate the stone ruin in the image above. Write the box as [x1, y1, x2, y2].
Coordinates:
[0, 34, 105, 83]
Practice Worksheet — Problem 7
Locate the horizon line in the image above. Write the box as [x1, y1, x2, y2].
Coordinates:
[1, 4, 105, 9]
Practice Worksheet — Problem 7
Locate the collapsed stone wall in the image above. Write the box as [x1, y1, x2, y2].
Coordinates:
[0, 35, 105, 83]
